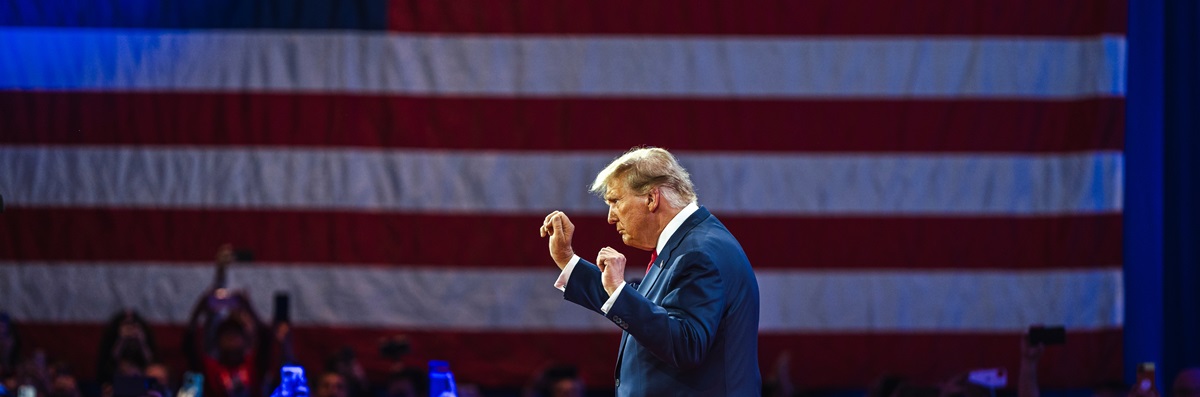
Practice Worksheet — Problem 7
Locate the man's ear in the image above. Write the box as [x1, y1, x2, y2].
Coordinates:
[646, 187, 660, 213]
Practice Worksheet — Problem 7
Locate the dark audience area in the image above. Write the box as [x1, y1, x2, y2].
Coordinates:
[0, 246, 1194, 397]
[0, 245, 597, 397]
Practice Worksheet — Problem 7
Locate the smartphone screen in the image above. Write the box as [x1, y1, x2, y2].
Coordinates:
[1028, 326, 1066, 345]
[233, 249, 254, 262]
[1137, 362, 1157, 392]
[178, 372, 204, 397]
[273, 292, 290, 323]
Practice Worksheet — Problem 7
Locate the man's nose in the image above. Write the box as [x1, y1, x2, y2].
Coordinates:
[607, 207, 618, 224]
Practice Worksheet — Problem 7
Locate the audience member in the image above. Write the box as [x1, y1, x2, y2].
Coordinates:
[186, 298, 268, 397]
[183, 245, 270, 397]
[97, 311, 158, 384]
[19, 245, 1194, 397]
[258, 320, 297, 397]
[145, 362, 173, 397]
[764, 351, 796, 397]
[1174, 368, 1200, 397]
[14, 350, 49, 396]
[1019, 332, 1046, 397]
[1017, 327, 1128, 397]
[381, 368, 425, 397]
[313, 373, 347, 397]
[322, 349, 368, 397]
[523, 364, 584, 397]
[46, 364, 81, 397]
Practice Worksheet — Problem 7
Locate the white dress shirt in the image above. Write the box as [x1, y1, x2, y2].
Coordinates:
[554, 202, 700, 313]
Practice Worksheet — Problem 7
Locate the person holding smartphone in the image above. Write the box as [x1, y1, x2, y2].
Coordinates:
[1018, 326, 1067, 397]
[183, 245, 269, 397]
[97, 311, 158, 385]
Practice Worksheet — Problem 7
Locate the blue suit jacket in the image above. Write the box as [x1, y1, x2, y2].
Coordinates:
[564, 206, 761, 396]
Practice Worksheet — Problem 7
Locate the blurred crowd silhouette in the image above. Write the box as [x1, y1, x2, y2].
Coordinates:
[0, 245, 585, 397]
[0, 245, 1194, 397]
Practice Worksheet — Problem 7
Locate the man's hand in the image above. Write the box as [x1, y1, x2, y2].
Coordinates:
[1018, 333, 1045, 397]
[1020, 333, 1045, 364]
[539, 211, 576, 269]
[596, 247, 626, 296]
[216, 243, 234, 265]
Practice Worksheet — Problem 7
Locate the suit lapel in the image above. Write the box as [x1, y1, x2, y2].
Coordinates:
[637, 256, 664, 295]
[612, 207, 712, 385]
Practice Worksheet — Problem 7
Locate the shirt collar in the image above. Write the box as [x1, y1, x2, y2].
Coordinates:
[655, 201, 699, 255]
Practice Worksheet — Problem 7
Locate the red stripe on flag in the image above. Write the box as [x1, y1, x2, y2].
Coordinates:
[0, 208, 1121, 270]
[758, 330, 1122, 389]
[13, 322, 1121, 389]
[386, 0, 1127, 36]
[0, 92, 1124, 153]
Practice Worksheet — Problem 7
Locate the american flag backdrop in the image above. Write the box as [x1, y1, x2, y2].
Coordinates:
[0, 0, 1125, 391]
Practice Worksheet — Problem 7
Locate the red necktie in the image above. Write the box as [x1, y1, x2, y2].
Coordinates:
[645, 251, 658, 275]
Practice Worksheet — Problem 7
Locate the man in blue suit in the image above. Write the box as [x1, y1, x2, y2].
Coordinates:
[539, 147, 761, 396]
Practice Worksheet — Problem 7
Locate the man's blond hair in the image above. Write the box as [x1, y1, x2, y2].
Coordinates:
[590, 147, 697, 208]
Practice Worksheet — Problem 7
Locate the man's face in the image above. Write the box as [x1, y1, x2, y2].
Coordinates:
[605, 180, 656, 251]
[550, 379, 584, 397]
[317, 374, 347, 397]
[145, 364, 170, 389]
[49, 374, 80, 397]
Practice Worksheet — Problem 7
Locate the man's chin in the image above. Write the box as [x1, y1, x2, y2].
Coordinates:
[619, 235, 637, 247]
[618, 236, 652, 251]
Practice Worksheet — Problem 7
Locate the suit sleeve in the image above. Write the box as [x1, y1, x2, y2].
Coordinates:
[562, 258, 619, 315]
[606, 251, 726, 370]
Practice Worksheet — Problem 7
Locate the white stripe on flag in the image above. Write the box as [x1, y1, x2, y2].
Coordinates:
[0, 262, 1123, 332]
[0, 147, 1123, 215]
[0, 28, 1126, 98]
[757, 268, 1123, 332]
